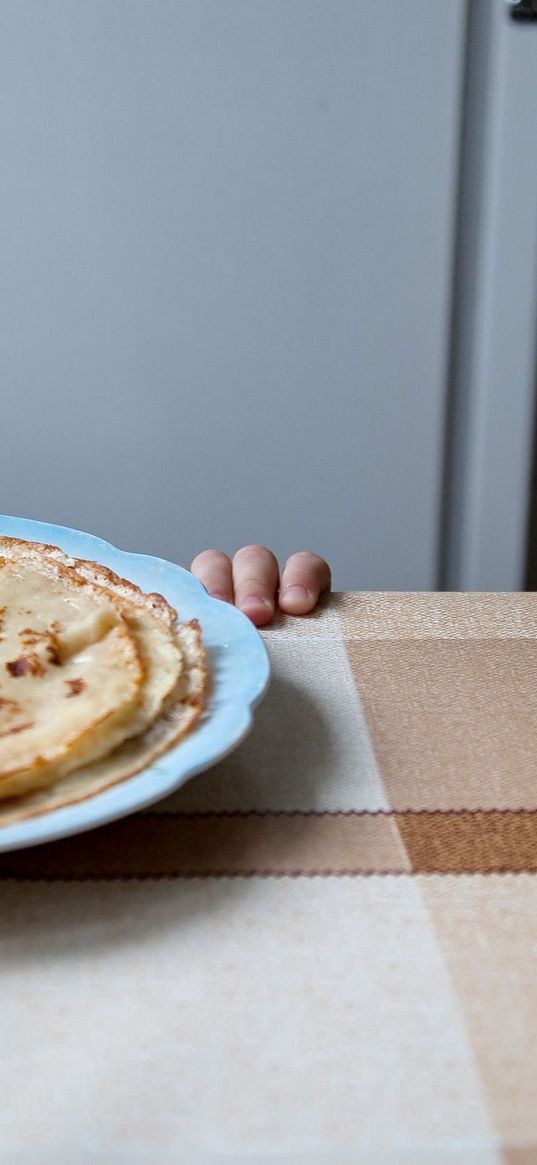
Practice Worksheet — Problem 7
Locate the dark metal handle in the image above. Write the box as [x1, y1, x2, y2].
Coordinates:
[507, 0, 537, 20]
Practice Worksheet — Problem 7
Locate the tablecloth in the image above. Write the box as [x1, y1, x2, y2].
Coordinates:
[2, 591, 537, 1164]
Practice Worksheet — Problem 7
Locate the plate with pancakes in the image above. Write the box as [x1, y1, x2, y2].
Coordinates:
[0, 515, 270, 852]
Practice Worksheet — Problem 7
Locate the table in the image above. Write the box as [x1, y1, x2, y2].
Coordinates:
[2, 592, 537, 1164]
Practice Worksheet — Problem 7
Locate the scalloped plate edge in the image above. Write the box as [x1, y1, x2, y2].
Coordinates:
[0, 515, 271, 852]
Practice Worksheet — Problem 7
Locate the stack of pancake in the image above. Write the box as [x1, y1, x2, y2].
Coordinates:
[0, 537, 207, 825]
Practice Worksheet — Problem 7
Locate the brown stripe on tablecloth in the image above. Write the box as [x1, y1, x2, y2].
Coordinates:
[346, 638, 537, 810]
[398, 811, 537, 873]
[0, 810, 410, 879]
[337, 591, 537, 639]
[502, 1148, 537, 1164]
[2, 810, 537, 878]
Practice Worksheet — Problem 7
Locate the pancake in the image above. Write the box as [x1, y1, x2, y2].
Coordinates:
[0, 553, 144, 798]
[0, 617, 206, 825]
[0, 536, 207, 821]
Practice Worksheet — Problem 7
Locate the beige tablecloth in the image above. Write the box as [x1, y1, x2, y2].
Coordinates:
[3, 592, 537, 1164]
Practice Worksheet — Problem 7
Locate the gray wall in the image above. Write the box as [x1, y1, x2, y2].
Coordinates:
[0, 1, 465, 588]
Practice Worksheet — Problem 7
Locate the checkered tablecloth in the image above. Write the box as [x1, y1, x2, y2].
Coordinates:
[2, 592, 537, 1165]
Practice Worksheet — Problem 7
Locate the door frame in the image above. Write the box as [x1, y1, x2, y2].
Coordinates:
[440, 0, 537, 591]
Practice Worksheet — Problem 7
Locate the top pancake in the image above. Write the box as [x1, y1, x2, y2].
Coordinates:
[0, 538, 185, 800]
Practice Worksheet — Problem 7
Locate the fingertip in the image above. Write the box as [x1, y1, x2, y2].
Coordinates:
[190, 549, 234, 605]
[237, 595, 275, 627]
[278, 585, 317, 614]
[280, 553, 332, 601]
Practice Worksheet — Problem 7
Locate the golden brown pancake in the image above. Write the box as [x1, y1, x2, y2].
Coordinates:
[0, 537, 207, 819]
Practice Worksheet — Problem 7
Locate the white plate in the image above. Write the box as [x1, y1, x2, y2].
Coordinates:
[0, 515, 270, 853]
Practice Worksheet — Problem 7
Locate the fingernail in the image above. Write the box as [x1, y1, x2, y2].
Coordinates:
[240, 595, 274, 609]
[280, 585, 310, 603]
